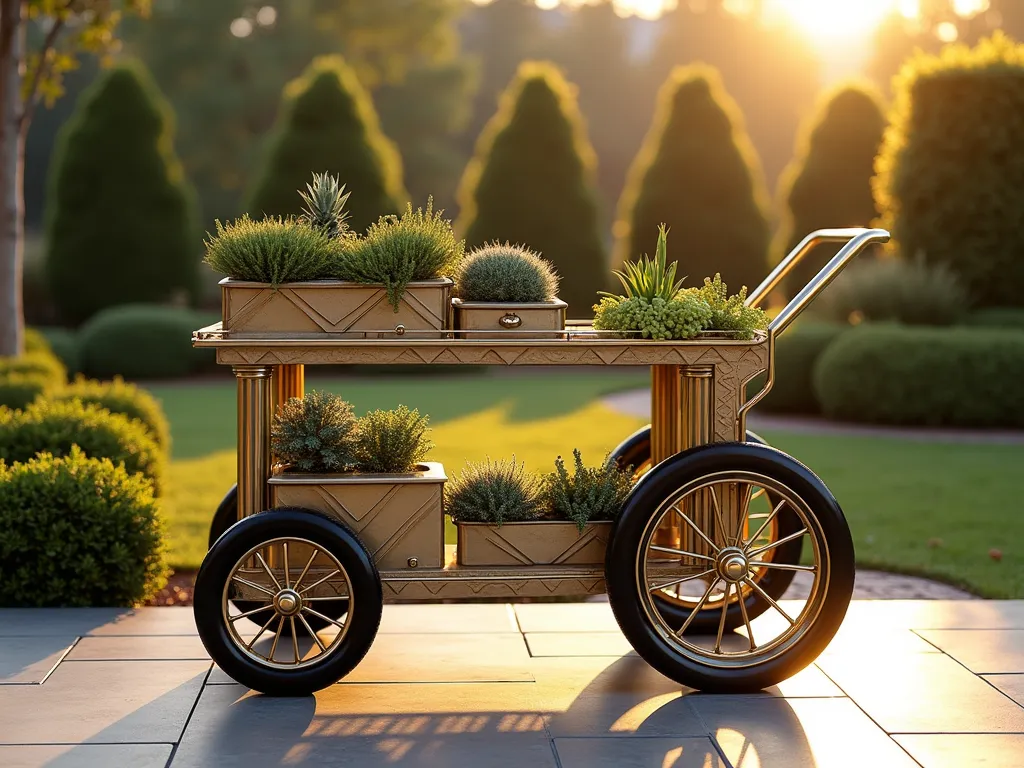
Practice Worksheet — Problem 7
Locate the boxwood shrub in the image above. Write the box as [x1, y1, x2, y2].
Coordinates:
[0, 399, 165, 494]
[33, 327, 80, 375]
[79, 304, 216, 380]
[0, 448, 167, 606]
[961, 307, 1024, 330]
[46, 376, 171, 452]
[0, 351, 67, 409]
[813, 324, 1024, 428]
[0, 376, 51, 410]
[745, 323, 846, 415]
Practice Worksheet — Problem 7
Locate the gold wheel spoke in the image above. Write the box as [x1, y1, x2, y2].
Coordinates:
[246, 612, 278, 650]
[231, 575, 275, 597]
[282, 542, 291, 589]
[746, 577, 795, 625]
[255, 553, 282, 592]
[745, 499, 787, 550]
[649, 545, 715, 563]
[293, 549, 319, 592]
[304, 596, 349, 601]
[737, 585, 757, 651]
[709, 485, 732, 548]
[290, 617, 300, 665]
[229, 603, 274, 622]
[268, 616, 285, 660]
[749, 560, 816, 573]
[299, 570, 341, 596]
[649, 568, 716, 593]
[749, 487, 766, 504]
[714, 582, 731, 654]
[676, 578, 720, 636]
[747, 527, 808, 559]
[672, 506, 720, 555]
[298, 614, 327, 652]
[302, 606, 347, 630]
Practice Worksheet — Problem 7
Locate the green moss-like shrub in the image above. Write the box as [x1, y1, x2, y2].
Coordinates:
[46, 376, 171, 452]
[684, 273, 768, 340]
[0, 447, 167, 606]
[0, 400, 165, 494]
[874, 33, 1024, 308]
[354, 405, 432, 473]
[0, 351, 66, 387]
[78, 305, 215, 380]
[338, 198, 464, 311]
[34, 327, 80, 375]
[23, 328, 52, 356]
[813, 324, 1024, 427]
[813, 255, 968, 326]
[545, 449, 633, 532]
[446, 457, 546, 525]
[272, 391, 357, 473]
[0, 376, 51, 411]
[455, 242, 559, 303]
[746, 323, 846, 415]
[204, 215, 344, 286]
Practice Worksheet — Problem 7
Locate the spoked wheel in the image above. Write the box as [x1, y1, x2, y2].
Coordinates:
[606, 442, 854, 693]
[207, 486, 349, 634]
[609, 427, 802, 632]
[194, 508, 382, 695]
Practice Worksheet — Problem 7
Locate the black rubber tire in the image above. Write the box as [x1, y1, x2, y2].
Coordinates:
[194, 508, 383, 696]
[609, 426, 801, 632]
[605, 442, 855, 693]
[208, 486, 348, 634]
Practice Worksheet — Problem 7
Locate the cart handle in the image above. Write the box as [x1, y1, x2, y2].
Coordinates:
[738, 227, 890, 420]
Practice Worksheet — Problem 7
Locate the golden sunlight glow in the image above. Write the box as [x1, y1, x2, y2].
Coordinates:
[768, 0, 899, 43]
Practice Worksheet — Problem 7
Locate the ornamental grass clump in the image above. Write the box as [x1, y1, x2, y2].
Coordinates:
[545, 449, 633, 532]
[446, 457, 546, 525]
[203, 215, 342, 286]
[338, 198, 464, 311]
[354, 405, 432, 473]
[685, 273, 768, 340]
[455, 242, 559, 303]
[272, 391, 357, 473]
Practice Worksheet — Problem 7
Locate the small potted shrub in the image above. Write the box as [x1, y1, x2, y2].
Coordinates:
[451, 242, 566, 338]
[450, 451, 631, 567]
[207, 173, 461, 337]
[268, 392, 446, 570]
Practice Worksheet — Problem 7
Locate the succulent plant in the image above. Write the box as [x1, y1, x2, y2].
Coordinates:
[446, 457, 546, 525]
[271, 391, 357, 473]
[592, 293, 711, 341]
[455, 242, 559, 303]
[604, 224, 684, 302]
[299, 171, 352, 240]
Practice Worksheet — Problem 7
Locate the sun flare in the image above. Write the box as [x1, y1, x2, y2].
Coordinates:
[768, 0, 899, 43]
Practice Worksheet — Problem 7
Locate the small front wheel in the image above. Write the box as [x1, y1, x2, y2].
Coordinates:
[194, 508, 382, 696]
[605, 442, 854, 693]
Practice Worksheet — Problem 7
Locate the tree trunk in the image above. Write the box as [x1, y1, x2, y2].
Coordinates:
[0, 0, 24, 357]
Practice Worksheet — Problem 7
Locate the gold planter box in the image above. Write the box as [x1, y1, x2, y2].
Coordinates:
[452, 298, 567, 339]
[221, 278, 453, 337]
[270, 462, 447, 570]
[456, 520, 613, 567]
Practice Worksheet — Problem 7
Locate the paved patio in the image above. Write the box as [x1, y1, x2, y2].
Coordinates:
[1, 601, 1023, 767]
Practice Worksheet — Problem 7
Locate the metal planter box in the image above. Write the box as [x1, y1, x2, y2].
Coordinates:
[222, 278, 453, 337]
[452, 298, 567, 339]
[455, 520, 613, 567]
[270, 462, 447, 570]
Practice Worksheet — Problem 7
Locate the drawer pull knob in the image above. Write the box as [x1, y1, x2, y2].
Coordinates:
[499, 313, 522, 329]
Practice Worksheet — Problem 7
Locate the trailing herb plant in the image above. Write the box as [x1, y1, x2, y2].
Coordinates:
[446, 457, 546, 525]
[271, 391, 357, 473]
[338, 198, 464, 311]
[299, 172, 352, 240]
[354, 405, 433, 473]
[545, 449, 633, 532]
[203, 215, 342, 286]
[684, 273, 768, 340]
[455, 242, 559, 303]
[593, 224, 711, 340]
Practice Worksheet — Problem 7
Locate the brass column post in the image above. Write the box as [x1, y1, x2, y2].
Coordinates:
[234, 366, 273, 523]
[680, 366, 716, 558]
[650, 365, 682, 548]
[273, 364, 305, 414]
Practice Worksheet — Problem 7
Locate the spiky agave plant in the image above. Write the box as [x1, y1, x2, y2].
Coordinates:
[299, 171, 352, 239]
[603, 223, 684, 301]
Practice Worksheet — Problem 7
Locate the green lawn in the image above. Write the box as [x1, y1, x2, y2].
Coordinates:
[149, 369, 1024, 598]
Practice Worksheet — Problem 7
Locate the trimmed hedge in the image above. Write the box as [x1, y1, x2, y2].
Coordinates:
[961, 308, 1024, 330]
[79, 304, 216, 380]
[746, 323, 846, 415]
[0, 352, 67, 409]
[46, 376, 171, 452]
[813, 324, 1024, 428]
[0, 376, 51, 411]
[34, 327, 80, 375]
[0, 448, 167, 607]
[0, 400, 165, 495]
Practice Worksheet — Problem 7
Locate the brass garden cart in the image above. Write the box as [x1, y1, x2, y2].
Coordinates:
[193, 227, 889, 696]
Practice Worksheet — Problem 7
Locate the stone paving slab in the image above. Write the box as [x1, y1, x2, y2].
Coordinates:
[554, 737, 726, 768]
[981, 673, 1024, 707]
[893, 734, 1024, 768]
[66, 635, 209, 661]
[0, 744, 173, 768]
[0, 637, 76, 684]
[0, 609, 131, 637]
[915, 629, 1024, 673]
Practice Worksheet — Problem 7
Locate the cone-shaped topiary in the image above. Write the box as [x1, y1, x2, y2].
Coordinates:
[774, 83, 887, 296]
[874, 33, 1024, 308]
[455, 242, 559, 303]
[613, 65, 770, 293]
[247, 56, 407, 234]
[44, 60, 198, 326]
[456, 62, 607, 317]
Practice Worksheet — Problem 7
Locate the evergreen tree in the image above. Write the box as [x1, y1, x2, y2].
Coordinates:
[246, 56, 406, 233]
[613, 65, 770, 293]
[456, 62, 607, 317]
[774, 83, 887, 296]
[44, 61, 198, 327]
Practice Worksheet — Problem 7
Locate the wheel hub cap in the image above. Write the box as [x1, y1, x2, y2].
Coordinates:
[274, 588, 302, 616]
[717, 548, 749, 583]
